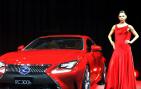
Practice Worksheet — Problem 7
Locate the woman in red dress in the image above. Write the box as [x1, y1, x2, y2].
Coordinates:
[105, 10, 139, 89]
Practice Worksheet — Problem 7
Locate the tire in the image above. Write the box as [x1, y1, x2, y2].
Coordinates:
[97, 63, 106, 85]
[82, 65, 90, 89]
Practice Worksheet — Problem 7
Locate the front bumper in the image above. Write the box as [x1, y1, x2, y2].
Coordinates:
[0, 64, 85, 89]
[0, 73, 60, 89]
[0, 64, 61, 89]
[47, 66, 85, 89]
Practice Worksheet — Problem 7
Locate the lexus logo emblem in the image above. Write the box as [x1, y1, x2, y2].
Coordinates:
[19, 65, 30, 75]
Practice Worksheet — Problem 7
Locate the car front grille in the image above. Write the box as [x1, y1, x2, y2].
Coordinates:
[5, 64, 51, 74]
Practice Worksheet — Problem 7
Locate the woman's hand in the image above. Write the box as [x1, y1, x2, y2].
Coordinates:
[125, 40, 132, 44]
[112, 44, 115, 49]
[111, 42, 115, 49]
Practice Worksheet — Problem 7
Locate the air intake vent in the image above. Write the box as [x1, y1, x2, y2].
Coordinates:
[5, 64, 51, 74]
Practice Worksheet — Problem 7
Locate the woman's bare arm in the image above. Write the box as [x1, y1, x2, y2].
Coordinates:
[108, 25, 115, 49]
[128, 25, 139, 44]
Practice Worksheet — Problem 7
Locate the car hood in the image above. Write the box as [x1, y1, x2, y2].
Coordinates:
[0, 50, 85, 64]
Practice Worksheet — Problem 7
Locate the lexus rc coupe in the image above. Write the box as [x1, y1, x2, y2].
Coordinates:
[0, 35, 106, 89]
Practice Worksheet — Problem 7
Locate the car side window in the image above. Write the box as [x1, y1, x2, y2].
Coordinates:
[86, 39, 94, 52]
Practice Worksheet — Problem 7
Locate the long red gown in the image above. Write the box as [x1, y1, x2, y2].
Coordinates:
[105, 25, 136, 89]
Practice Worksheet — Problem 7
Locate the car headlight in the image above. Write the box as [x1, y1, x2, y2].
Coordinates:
[0, 62, 6, 78]
[51, 60, 78, 74]
[58, 61, 78, 69]
[0, 62, 5, 68]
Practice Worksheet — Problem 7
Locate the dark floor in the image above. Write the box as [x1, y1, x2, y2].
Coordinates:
[93, 80, 141, 89]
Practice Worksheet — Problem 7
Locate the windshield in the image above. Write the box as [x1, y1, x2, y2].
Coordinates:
[25, 37, 83, 50]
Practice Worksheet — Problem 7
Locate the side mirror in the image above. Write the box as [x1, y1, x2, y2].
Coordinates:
[17, 45, 25, 51]
[91, 45, 102, 51]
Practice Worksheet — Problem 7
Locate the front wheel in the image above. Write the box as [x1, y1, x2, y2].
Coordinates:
[82, 65, 90, 89]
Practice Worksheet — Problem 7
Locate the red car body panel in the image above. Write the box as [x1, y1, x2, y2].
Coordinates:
[0, 35, 106, 89]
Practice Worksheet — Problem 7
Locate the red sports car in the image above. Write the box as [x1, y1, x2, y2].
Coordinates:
[0, 35, 106, 89]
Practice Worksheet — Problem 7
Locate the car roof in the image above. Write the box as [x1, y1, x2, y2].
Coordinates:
[39, 34, 91, 39]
